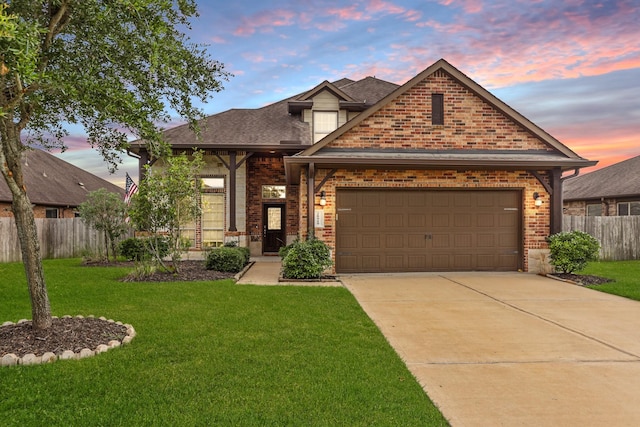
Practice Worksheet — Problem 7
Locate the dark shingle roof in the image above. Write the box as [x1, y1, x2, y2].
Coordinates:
[133, 76, 400, 150]
[0, 149, 125, 207]
[563, 155, 640, 201]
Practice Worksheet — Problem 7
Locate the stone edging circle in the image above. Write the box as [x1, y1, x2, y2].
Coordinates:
[0, 315, 136, 367]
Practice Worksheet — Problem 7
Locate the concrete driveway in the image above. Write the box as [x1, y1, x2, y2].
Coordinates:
[341, 272, 640, 426]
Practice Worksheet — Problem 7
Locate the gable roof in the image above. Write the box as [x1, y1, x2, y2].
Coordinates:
[300, 59, 585, 158]
[129, 76, 399, 153]
[563, 155, 640, 201]
[0, 149, 125, 207]
[284, 59, 596, 183]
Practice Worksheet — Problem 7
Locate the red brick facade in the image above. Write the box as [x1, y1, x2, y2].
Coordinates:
[246, 155, 299, 250]
[327, 71, 555, 152]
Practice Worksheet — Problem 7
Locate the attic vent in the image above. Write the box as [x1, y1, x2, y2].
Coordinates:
[432, 94, 444, 125]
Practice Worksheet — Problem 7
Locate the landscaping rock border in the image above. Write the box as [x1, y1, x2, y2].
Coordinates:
[0, 315, 136, 367]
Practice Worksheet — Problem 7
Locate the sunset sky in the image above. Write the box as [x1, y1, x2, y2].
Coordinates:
[52, 0, 640, 188]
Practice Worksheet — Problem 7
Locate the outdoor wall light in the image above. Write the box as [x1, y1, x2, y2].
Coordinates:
[533, 192, 543, 206]
[319, 191, 327, 206]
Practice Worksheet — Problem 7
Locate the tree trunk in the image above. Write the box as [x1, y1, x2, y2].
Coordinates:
[0, 120, 52, 331]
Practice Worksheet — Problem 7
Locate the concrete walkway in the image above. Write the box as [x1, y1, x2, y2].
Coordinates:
[341, 272, 640, 427]
[236, 258, 342, 286]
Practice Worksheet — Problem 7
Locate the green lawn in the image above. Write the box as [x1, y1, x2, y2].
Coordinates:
[0, 259, 448, 426]
[583, 260, 640, 301]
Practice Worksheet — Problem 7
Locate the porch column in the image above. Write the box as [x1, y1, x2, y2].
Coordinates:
[307, 163, 315, 235]
[138, 149, 149, 181]
[228, 151, 237, 232]
[550, 168, 563, 234]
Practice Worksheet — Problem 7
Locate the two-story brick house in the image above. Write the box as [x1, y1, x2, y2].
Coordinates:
[128, 59, 596, 273]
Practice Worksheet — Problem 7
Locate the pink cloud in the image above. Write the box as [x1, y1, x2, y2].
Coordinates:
[233, 9, 297, 37]
[210, 36, 227, 44]
[438, 0, 483, 14]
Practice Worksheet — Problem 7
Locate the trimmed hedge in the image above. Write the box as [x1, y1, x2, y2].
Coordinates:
[547, 230, 600, 273]
[281, 238, 333, 279]
[206, 246, 250, 273]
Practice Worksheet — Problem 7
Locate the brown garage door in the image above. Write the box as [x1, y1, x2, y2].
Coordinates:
[335, 189, 521, 273]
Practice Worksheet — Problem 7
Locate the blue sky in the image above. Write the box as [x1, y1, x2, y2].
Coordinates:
[53, 0, 640, 188]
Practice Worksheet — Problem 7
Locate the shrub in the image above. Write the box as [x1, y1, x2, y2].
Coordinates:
[119, 236, 169, 261]
[282, 238, 333, 280]
[206, 246, 248, 273]
[547, 230, 600, 273]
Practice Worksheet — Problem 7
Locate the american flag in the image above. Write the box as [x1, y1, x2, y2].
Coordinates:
[124, 173, 138, 205]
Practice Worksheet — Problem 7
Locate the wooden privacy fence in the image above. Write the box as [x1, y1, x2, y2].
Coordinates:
[563, 215, 640, 261]
[0, 218, 125, 263]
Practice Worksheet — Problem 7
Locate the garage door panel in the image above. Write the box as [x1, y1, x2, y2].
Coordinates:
[386, 193, 405, 207]
[362, 213, 380, 227]
[362, 256, 380, 270]
[340, 212, 358, 227]
[454, 213, 472, 227]
[408, 255, 427, 269]
[408, 214, 426, 227]
[386, 234, 404, 248]
[477, 234, 496, 247]
[385, 255, 404, 270]
[340, 233, 359, 249]
[454, 193, 472, 207]
[408, 234, 427, 248]
[432, 214, 450, 227]
[362, 193, 380, 207]
[336, 189, 521, 273]
[386, 213, 404, 227]
[477, 213, 495, 227]
[361, 234, 380, 249]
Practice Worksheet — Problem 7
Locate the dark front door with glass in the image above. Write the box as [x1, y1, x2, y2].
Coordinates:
[263, 204, 286, 253]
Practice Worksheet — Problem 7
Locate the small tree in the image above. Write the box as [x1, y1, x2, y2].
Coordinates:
[78, 188, 128, 262]
[128, 151, 204, 272]
[547, 230, 600, 274]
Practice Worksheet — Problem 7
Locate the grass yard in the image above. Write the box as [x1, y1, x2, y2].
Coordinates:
[582, 260, 640, 301]
[0, 259, 448, 426]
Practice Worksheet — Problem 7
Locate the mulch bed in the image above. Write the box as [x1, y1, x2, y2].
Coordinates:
[1, 261, 236, 360]
[1, 317, 128, 358]
[85, 259, 236, 282]
[549, 273, 613, 286]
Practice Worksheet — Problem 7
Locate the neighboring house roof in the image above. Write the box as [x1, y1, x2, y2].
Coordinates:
[563, 155, 640, 201]
[0, 149, 125, 207]
[285, 59, 596, 182]
[129, 76, 400, 152]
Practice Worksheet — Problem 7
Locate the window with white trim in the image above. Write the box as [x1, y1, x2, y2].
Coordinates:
[618, 201, 640, 216]
[180, 177, 225, 248]
[313, 111, 338, 143]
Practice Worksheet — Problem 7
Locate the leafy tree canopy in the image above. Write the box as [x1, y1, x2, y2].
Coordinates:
[1, 0, 229, 166]
[0, 1, 229, 330]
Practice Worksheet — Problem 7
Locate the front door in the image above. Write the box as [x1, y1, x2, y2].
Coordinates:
[263, 204, 286, 253]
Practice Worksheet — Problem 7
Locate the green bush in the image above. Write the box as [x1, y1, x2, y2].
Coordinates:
[206, 246, 248, 273]
[282, 238, 333, 279]
[547, 230, 600, 273]
[119, 236, 169, 261]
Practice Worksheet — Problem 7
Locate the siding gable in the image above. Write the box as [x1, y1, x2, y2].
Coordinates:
[325, 70, 554, 152]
